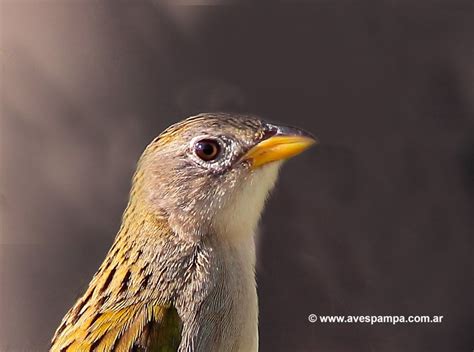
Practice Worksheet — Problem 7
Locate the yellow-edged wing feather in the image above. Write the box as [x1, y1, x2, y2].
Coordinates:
[51, 300, 181, 352]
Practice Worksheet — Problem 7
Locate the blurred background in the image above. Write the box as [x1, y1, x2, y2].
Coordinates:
[1, 0, 474, 351]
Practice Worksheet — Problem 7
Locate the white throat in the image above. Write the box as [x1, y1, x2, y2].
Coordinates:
[212, 162, 282, 245]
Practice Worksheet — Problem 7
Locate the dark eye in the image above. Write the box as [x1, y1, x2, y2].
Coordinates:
[195, 139, 221, 161]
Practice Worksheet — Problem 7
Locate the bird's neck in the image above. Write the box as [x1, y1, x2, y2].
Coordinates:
[107, 168, 263, 351]
[114, 202, 260, 352]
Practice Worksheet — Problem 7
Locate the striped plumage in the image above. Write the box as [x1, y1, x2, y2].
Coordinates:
[51, 166, 184, 351]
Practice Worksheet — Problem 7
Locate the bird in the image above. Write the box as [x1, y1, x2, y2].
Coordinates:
[50, 112, 316, 352]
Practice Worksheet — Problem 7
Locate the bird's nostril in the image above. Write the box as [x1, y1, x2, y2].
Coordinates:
[261, 125, 279, 141]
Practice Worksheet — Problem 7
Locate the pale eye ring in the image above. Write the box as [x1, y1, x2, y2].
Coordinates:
[194, 139, 221, 161]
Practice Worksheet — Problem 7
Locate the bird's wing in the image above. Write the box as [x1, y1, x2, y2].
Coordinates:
[51, 299, 182, 351]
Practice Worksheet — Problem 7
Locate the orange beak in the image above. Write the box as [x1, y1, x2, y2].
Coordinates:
[243, 124, 317, 169]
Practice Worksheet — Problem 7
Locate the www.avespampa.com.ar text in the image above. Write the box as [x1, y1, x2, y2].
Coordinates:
[308, 314, 444, 325]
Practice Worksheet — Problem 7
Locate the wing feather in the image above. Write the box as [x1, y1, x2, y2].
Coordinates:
[51, 301, 181, 351]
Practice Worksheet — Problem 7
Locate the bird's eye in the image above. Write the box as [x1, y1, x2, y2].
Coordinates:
[194, 139, 221, 161]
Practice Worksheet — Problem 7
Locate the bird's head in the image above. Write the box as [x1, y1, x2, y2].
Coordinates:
[134, 113, 316, 243]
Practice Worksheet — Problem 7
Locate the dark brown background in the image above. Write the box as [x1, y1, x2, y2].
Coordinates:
[1, 1, 474, 351]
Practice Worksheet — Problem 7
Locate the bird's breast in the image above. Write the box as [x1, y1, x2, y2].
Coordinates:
[178, 236, 259, 352]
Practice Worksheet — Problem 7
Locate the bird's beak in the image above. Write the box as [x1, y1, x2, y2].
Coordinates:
[243, 124, 318, 169]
